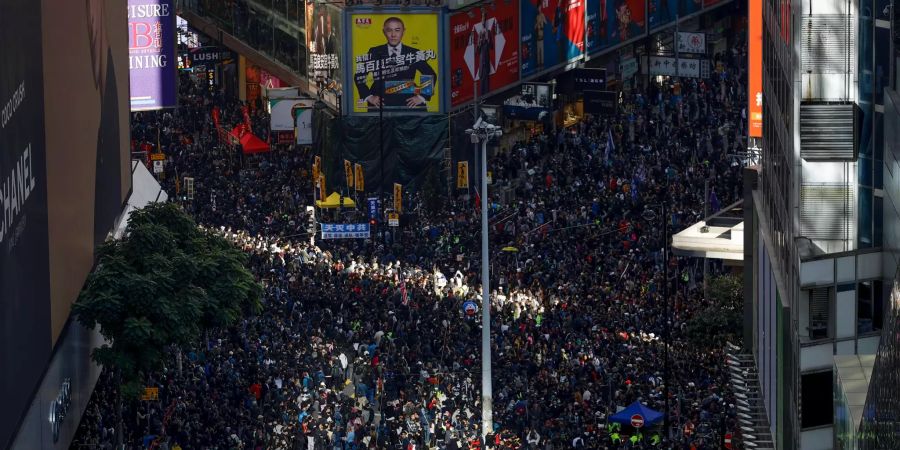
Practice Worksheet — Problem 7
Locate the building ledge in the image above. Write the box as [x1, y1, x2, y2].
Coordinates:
[672, 200, 744, 261]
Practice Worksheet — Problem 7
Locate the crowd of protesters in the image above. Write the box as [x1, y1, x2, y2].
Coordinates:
[73, 35, 749, 449]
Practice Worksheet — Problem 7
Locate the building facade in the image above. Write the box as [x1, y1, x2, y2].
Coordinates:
[747, 0, 895, 448]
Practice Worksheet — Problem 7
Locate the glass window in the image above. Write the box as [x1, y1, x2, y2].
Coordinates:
[858, 280, 884, 334]
[859, 186, 873, 248]
[860, 156, 873, 187]
[875, 196, 884, 247]
[801, 370, 834, 428]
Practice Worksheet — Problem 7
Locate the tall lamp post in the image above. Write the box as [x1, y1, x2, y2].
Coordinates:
[642, 201, 670, 438]
[466, 119, 502, 439]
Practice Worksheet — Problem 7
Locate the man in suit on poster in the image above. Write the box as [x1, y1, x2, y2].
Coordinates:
[354, 17, 438, 110]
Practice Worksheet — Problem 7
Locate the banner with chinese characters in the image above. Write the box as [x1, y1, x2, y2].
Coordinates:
[306, 2, 342, 93]
[393, 183, 403, 212]
[128, 0, 177, 110]
[320, 223, 371, 239]
[350, 12, 440, 113]
[457, 161, 469, 189]
[355, 163, 365, 191]
[344, 160, 353, 188]
[646, 56, 707, 78]
[748, 0, 762, 137]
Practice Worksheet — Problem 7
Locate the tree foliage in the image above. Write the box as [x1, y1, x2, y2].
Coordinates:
[74, 202, 262, 396]
[685, 274, 743, 348]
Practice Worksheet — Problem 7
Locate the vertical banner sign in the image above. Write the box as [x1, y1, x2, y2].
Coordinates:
[313, 156, 321, 185]
[318, 174, 327, 201]
[587, 0, 645, 53]
[367, 197, 379, 219]
[457, 161, 469, 188]
[521, 0, 585, 77]
[748, 0, 762, 138]
[128, 0, 177, 110]
[1, 0, 52, 444]
[351, 13, 441, 113]
[344, 160, 354, 188]
[449, 2, 520, 108]
[648, 0, 677, 30]
[306, 2, 343, 94]
[354, 163, 365, 191]
[393, 183, 403, 213]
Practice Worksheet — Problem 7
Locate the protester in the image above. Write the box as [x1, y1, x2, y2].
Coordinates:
[74, 39, 748, 449]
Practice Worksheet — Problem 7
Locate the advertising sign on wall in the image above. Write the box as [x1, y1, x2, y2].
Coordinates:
[449, 2, 520, 108]
[269, 98, 315, 131]
[521, 0, 585, 77]
[128, 0, 177, 110]
[306, 2, 343, 92]
[748, 0, 762, 137]
[503, 83, 553, 120]
[587, 0, 645, 53]
[647, 56, 705, 77]
[677, 32, 706, 54]
[350, 12, 441, 113]
[681, 0, 702, 16]
[1, 0, 51, 446]
[648, 0, 677, 30]
[584, 90, 617, 115]
[619, 56, 639, 80]
[295, 107, 314, 145]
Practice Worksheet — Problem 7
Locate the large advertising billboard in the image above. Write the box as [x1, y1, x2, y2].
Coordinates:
[307, 2, 343, 94]
[681, 0, 702, 16]
[586, 0, 646, 53]
[1, 0, 51, 446]
[648, 0, 677, 30]
[449, 1, 520, 108]
[128, 0, 177, 110]
[748, 0, 762, 137]
[350, 12, 441, 113]
[521, 0, 585, 77]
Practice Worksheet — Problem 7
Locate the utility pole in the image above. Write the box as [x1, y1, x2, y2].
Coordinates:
[466, 121, 502, 440]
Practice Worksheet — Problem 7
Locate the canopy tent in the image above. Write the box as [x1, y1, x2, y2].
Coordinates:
[315, 192, 356, 209]
[609, 401, 664, 427]
[230, 125, 270, 154]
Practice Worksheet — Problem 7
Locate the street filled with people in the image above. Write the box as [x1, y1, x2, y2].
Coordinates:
[74, 35, 750, 450]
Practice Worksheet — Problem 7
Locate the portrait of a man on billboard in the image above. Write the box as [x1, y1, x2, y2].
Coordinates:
[353, 16, 438, 110]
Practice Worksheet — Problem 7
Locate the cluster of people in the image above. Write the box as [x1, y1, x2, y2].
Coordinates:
[73, 35, 750, 450]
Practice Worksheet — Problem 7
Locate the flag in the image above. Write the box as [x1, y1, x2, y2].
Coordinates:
[354, 164, 365, 192]
[605, 129, 615, 160]
[709, 190, 720, 213]
[393, 183, 402, 213]
[344, 160, 354, 189]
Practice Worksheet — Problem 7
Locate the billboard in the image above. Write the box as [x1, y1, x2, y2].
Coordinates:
[586, 0, 645, 53]
[269, 98, 315, 131]
[521, 0, 585, 77]
[350, 13, 441, 113]
[128, 0, 177, 110]
[584, 90, 618, 115]
[503, 83, 553, 120]
[1, 0, 51, 446]
[681, 0, 702, 16]
[294, 105, 314, 145]
[648, 0, 677, 30]
[449, 2, 520, 108]
[748, 0, 762, 137]
[307, 2, 343, 93]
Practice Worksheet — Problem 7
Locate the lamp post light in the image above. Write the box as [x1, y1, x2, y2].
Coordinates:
[466, 119, 502, 440]
[641, 201, 670, 438]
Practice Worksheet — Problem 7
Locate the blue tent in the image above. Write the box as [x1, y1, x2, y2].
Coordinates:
[609, 401, 664, 427]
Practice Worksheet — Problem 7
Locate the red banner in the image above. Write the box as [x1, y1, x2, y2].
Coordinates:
[748, 0, 762, 138]
[449, 1, 519, 108]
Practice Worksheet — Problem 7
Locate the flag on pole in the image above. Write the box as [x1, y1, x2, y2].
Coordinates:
[605, 129, 615, 160]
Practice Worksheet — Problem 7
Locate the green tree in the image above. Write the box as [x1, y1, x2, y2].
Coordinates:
[685, 274, 743, 347]
[73, 203, 262, 442]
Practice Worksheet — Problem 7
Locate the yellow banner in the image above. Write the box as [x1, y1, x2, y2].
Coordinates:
[457, 161, 469, 189]
[318, 174, 326, 201]
[313, 156, 321, 182]
[344, 160, 353, 188]
[350, 13, 441, 113]
[354, 163, 365, 192]
[393, 183, 402, 213]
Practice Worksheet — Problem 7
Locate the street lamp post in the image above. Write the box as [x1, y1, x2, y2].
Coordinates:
[642, 201, 670, 438]
[466, 120, 502, 440]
